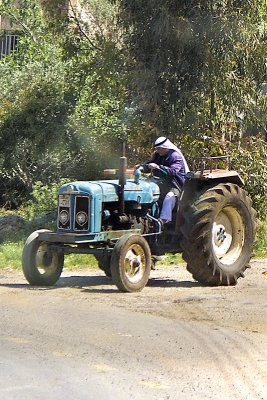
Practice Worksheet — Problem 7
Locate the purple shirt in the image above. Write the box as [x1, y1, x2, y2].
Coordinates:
[143, 149, 187, 189]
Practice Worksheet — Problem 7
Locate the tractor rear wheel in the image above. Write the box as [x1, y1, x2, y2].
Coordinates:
[111, 234, 151, 292]
[180, 183, 257, 286]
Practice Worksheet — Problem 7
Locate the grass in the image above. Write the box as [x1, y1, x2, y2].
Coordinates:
[255, 218, 267, 258]
[0, 241, 99, 270]
[0, 242, 185, 270]
[0, 241, 25, 270]
[157, 253, 184, 265]
[64, 254, 98, 269]
[0, 218, 266, 270]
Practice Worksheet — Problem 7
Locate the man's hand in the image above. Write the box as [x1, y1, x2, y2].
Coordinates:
[148, 163, 159, 170]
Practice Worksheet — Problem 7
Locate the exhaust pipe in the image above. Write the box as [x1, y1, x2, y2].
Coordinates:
[118, 141, 127, 215]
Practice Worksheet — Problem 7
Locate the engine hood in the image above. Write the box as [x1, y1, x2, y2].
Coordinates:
[58, 178, 160, 204]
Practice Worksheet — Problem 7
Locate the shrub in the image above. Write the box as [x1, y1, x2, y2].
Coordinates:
[255, 218, 267, 257]
[231, 137, 267, 219]
[20, 178, 69, 221]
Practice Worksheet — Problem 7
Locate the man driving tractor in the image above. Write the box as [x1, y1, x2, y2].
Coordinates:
[136, 136, 189, 224]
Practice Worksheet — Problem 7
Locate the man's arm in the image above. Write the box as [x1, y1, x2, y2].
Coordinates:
[158, 152, 184, 178]
[136, 152, 158, 173]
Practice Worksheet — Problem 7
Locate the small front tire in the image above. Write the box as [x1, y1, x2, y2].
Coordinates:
[111, 234, 151, 292]
[22, 230, 64, 286]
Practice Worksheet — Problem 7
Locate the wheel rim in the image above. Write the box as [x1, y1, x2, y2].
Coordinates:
[35, 242, 60, 276]
[212, 206, 245, 265]
[124, 244, 146, 284]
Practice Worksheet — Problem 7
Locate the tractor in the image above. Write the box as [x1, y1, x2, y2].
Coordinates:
[22, 150, 258, 292]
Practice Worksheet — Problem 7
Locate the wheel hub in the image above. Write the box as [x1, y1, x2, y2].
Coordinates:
[124, 245, 145, 283]
[125, 251, 141, 275]
[214, 224, 227, 247]
[212, 207, 245, 265]
[36, 243, 59, 274]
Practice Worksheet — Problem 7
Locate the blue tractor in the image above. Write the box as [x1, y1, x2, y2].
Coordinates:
[22, 153, 257, 292]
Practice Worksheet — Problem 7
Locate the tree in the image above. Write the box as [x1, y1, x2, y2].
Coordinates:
[0, 0, 127, 206]
[115, 0, 266, 141]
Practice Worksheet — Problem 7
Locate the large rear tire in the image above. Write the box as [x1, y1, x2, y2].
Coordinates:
[22, 230, 64, 286]
[111, 234, 151, 292]
[180, 183, 257, 285]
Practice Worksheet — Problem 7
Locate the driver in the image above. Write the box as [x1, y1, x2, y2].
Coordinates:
[137, 137, 189, 225]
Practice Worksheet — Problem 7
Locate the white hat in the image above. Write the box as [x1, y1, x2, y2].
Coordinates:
[154, 136, 178, 151]
[154, 137, 190, 173]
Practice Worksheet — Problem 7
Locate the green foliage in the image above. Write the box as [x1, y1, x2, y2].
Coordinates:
[0, 0, 127, 205]
[0, 241, 24, 269]
[157, 253, 184, 266]
[116, 0, 266, 137]
[0, 57, 75, 186]
[64, 254, 98, 270]
[20, 178, 69, 220]
[0, 1, 77, 203]
[231, 137, 267, 219]
[255, 218, 267, 257]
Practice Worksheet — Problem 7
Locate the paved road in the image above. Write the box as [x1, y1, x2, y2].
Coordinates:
[0, 260, 266, 400]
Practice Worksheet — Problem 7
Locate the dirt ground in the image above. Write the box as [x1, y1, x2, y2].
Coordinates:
[0, 259, 266, 400]
[1, 259, 266, 333]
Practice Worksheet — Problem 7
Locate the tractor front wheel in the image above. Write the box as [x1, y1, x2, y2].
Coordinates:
[111, 234, 151, 292]
[22, 230, 64, 286]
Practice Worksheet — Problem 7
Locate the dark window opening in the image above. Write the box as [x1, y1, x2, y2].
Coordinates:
[0, 34, 18, 58]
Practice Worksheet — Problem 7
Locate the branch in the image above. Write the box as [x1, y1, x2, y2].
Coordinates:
[12, 162, 33, 190]
[2, 10, 36, 42]
[85, 9, 105, 39]
[68, 0, 101, 50]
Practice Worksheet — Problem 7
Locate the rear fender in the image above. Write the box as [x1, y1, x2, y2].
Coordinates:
[182, 169, 244, 204]
[199, 169, 244, 186]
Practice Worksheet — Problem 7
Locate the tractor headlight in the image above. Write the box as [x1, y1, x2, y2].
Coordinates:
[66, 184, 76, 193]
[59, 210, 69, 225]
[76, 211, 88, 226]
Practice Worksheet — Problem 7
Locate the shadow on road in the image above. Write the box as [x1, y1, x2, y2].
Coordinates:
[147, 277, 204, 288]
[0, 273, 205, 292]
[0, 275, 113, 290]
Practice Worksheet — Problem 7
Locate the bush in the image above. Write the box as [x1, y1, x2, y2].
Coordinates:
[231, 137, 267, 219]
[255, 218, 267, 257]
[19, 179, 69, 221]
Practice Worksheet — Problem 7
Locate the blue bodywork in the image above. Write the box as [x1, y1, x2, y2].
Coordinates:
[58, 178, 160, 233]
